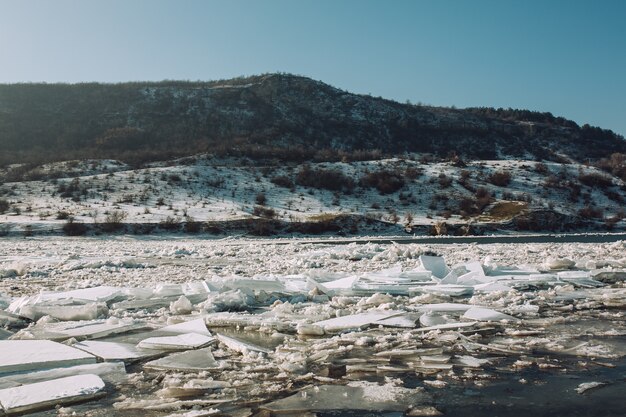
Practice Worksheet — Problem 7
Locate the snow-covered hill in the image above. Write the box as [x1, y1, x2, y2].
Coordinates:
[1, 155, 624, 236]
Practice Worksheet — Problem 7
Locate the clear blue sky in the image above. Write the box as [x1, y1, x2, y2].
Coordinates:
[1, 0, 624, 135]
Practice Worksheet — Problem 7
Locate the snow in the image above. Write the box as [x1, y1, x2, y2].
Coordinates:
[2, 157, 624, 236]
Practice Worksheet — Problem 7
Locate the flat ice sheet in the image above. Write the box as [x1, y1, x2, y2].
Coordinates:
[0, 340, 95, 375]
[73, 340, 162, 363]
[0, 374, 105, 414]
[144, 347, 219, 371]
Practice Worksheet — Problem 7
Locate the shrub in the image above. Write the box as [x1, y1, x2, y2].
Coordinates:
[270, 175, 294, 189]
[430, 221, 448, 236]
[56, 210, 71, 220]
[359, 170, 404, 194]
[437, 173, 452, 188]
[488, 170, 512, 187]
[578, 172, 613, 188]
[100, 210, 127, 232]
[578, 206, 604, 219]
[62, 218, 89, 236]
[255, 193, 267, 206]
[160, 216, 181, 231]
[404, 167, 422, 180]
[183, 221, 202, 233]
[534, 162, 549, 174]
[296, 165, 355, 192]
[253, 205, 276, 218]
[0, 198, 10, 214]
[542, 175, 560, 189]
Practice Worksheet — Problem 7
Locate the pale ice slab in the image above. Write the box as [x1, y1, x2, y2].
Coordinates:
[160, 317, 212, 336]
[19, 301, 108, 322]
[0, 362, 126, 389]
[462, 307, 517, 322]
[321, 275, 359, 291]
[0, 374, 105, 414]
[261, 382, 432, 413]
[0, 340, 95, 375]
[314, 311, 400, 332]
[419, 285, 474, 297]
[13, 319, 149, 341]
[41, 286, 122, 302]
[415, 321, 478, 332]
[576, 381, 607, 394]
[72, 340, 162, 363]
[138, 332, 214, 351]
[419, 312, 453, 327]
[453, 355, 491, 368]
[418, 255, 450, 279]
[215, 333, 272, 354]
[417, 303, 473, 313]
[144, 347, 219, 371]
[374, 314, 419, 328]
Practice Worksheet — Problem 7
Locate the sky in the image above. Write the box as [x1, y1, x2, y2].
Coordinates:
[1, 0, 625, 135]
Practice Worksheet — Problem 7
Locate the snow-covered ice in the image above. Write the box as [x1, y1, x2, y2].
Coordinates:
[0, 236, 624, 415]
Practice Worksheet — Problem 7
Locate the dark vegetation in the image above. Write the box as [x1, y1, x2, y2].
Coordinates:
[1, 73, 624, 169]
[295, 165, 355, 192]
[359, 170, 405, 194]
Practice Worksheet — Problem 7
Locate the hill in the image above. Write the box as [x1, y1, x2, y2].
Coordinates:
[1, 73, 626, 236]
[0, 73, 624, 168]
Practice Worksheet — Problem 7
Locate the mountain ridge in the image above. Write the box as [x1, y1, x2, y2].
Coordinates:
[0, 73, 624, 167]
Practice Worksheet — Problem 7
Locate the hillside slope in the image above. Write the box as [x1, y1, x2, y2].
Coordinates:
[1, 156, 624, 236]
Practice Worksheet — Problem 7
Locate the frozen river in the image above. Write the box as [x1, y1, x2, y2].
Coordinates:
[0, 236, 624, 416]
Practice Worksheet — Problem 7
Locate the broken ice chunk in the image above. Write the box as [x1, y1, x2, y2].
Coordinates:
[419, 285, 473, 297]
[576, 381, 607, 394]
[473, 281, 513, 293]
[160, 317, 212, 336]
[215, 333, 272, 354]
[19, 301, 109, 322]
[155, 284, 185, 298]
[591, 269, 626, 284]
[297, 323, 325, 336]
[545, 258, 576, 270]
[144, 347, 220, 371]
[418, 255, 450, 279]
[416, 303, 473, 313]
[0, 374, 105, 414]
[138, 333, 214, 351]
[0, 340, 96, 375]
[11, 318, 149, 341]
[419, 312, 453, 327]
[453, 355, 491, 368]
[0, 362, 126, 389]
[414, 321, 477, 332]
[261, 382, 432, 413]
[374, 313, 419, 328]
[314, 311, 400, 333]
[462, 307, 517, 322]
[170, 295, 194, 315]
